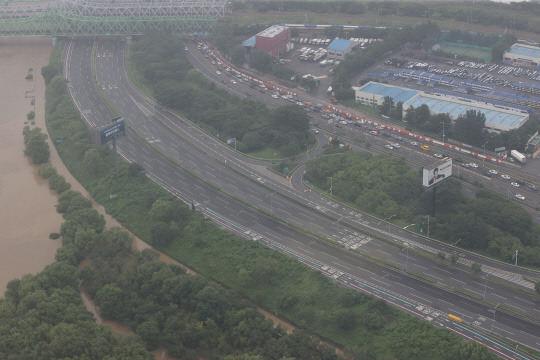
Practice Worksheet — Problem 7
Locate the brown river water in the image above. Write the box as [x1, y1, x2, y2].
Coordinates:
[0, 37, 61, 294]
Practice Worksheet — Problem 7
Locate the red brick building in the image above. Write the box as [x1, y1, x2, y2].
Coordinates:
[255, 25, 291, 58]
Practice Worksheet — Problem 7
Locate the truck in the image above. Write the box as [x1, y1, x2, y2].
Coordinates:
[510, 150, 526, 164]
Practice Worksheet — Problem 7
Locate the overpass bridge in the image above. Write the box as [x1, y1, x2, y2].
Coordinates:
[0, 0, 227, 36]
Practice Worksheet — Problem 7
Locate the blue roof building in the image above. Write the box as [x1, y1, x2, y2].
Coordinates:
[327, 38, 357, 61]
[353, 82, 529, 132]
[503, 43, 540, 67]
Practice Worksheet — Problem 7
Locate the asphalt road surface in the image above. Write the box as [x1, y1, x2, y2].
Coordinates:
[64, 38, 540, 358]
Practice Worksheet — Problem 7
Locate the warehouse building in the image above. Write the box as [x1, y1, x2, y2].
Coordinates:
[254, 25, 291, 58]
[353, 82, 529, 133]
[327, 38, 357, 61]
[503, 43, 540, 68]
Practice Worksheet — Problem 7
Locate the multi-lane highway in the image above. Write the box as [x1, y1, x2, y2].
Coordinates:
[63, 38, 540, 358]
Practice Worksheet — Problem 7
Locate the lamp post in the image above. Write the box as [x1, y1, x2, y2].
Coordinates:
[327, 176, 333, 196]
[424, 215, 430, 238]
[380, 214, 395, 232]
[483, 274, 489, 300]
[482, 141, 488, 167]
[266, 192, 276, 213]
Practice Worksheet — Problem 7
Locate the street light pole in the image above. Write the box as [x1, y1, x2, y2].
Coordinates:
[327, 176, 333, 196]
[483, 274, 488, 300]
[482, 141, 488, 167]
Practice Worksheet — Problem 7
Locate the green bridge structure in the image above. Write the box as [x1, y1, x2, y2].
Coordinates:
[0, 0, 227, 37]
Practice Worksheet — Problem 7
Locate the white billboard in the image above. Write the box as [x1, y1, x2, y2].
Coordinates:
[423, 158, 452, 187]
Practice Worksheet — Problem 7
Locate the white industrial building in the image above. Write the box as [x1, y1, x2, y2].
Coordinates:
[503, 43, 540, 68]
[353, 82, 529, 133]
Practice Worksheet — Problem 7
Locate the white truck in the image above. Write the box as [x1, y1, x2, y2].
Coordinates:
[510, 149, 526, 164]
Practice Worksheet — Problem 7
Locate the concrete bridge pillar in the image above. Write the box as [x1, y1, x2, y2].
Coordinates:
[126, 36, 132, 44]
[52, 37, 57, 46]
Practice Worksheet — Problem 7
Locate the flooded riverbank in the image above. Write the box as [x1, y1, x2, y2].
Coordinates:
[0, 37, 61, 294]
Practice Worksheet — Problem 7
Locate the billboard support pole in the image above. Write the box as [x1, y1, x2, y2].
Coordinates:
[432, 186, 437, 218]
[113, 137, 119, 177]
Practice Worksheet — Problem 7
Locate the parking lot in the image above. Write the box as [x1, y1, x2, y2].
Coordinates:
[360, 52, 540, 115]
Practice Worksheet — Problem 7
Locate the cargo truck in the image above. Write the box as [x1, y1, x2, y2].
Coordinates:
[510, 150, 526, 164]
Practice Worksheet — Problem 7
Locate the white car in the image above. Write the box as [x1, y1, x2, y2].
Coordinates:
[216, 70, 221, 75]
[469, 163, 478, 168]
[434, 153, 443, 158]
[410, 141, 418, 146]
[511, 182, 520, 187]
[385, 144, 394, 150]
[488, 169, 498, 175]
[230, 80, 237, 84]
[501, 174, 511, 180]
[271, 94, 279, 99]
[515, 194, 525, 200]
[391, 143, 400, 148]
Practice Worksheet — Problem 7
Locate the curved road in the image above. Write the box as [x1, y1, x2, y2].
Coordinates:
[64, 38, 540, 357]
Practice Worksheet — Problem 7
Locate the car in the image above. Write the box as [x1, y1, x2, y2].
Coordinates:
[434, 153, 443, 158]
[511, 182, 520, 187]
[469, 163, 478, 168]
[184, 47, 189, 51]
[312, 128, 319, 134]
[211, 61, 216, 65]
[245, 92, 252, 97]
[488, 169, 498, 175]
[528, 184, 538, 191]
[230, 80, 237, 84]
[515, 194, 525, 200]
[461, 163, 471, 168]
[501, 174, 511, 180]
[391, 143, 400, 148]
[271, 94, 278, 99]
[420, 145, 430, 150]
[410, 141, 418, 146]
[385, 144, 394, 150]
[215, 70, 221, 75]
[509, 157, 515, 162]
[369, 131, 378, 135]
[297, 102, 304, 106]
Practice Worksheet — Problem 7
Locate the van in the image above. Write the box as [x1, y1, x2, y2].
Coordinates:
[420, 145, 430, 150]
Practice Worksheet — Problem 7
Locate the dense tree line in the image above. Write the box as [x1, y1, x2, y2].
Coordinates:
[382, 97, 539, 152]
[130, 31, 312, 156]
[305, 150, 540, 267]
[238, 1, 540, 35]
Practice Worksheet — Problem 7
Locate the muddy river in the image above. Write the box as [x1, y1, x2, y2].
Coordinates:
[0, 37, 62, 294]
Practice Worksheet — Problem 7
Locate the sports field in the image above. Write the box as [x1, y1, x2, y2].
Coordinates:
[439, 42, 492, 62]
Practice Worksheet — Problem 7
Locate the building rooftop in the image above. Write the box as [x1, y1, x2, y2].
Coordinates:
[256, 25, 288, 38]
[328, 38, 353, 52]
[507, 43, 540, 59]
[405, 95, 527, 131]
[359, 82, 419, 104]
[242, 35, 256, 47]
